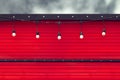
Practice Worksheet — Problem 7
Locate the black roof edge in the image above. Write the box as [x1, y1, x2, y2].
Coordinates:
[0, 14, 120, 21]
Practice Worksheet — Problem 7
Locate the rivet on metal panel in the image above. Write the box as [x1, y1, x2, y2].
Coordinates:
[86, 15, 89, 18]
[57, 16, 60, 18]
[101, 16, 104, 18]
[72, 16, 74, 18]
[43, 16, 45, 18]
[12, 16, 15, 19]
[116, 16, 118, 18]
[28, 16, 31, 18]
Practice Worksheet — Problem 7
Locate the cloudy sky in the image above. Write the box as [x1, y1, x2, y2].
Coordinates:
[0, 0, 119, 14]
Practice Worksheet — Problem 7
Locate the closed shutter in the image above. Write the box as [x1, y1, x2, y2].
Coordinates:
[0, 21, 120, 79]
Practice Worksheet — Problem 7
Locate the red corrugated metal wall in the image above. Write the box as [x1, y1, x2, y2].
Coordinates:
[0, 21, 120, 79]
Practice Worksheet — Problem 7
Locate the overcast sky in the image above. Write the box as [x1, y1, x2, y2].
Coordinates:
[0, 0, 119, 14]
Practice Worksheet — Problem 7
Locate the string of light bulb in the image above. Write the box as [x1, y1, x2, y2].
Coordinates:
[11, 30, 106, 39]
[0, 15, 109, 39]
[11, 21, 106, 40]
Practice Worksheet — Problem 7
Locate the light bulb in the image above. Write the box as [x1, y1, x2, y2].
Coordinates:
[36, 32, 40, 39]
[12, 30, 16, 37]
[102, 30, 106, 36]
[80, 32, 84, 39]
[57, 32, 61, 40]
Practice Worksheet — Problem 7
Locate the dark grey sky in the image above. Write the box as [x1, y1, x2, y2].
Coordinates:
[0, 0, 119, 14]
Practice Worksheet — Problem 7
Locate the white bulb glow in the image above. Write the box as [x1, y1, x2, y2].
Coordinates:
[36, 32, 40, 39]
[57, 35, 61, 40]
[36, 34, 40, 39]
[12, 31, 16, 37]
[57, 32, 61, 40]
[102, 31, 106, 36]
[80, 32, 84, 39]
[80, 34, 84, 39]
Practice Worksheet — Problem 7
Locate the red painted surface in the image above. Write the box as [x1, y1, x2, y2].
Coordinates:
[0, 63, 120, 80]
[0, 21, 120, 79]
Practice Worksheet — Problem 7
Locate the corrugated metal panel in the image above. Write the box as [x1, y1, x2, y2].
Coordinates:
[0, 21, 120, 59]
[0, 63, 120, 80]
[0, 21, 120, 79]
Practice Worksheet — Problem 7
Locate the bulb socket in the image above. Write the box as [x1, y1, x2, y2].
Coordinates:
[36, 32, 39, 35]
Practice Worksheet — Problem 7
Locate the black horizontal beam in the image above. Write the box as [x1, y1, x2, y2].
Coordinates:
[0, 14, 120, 21]
[0, 59, 120, 62]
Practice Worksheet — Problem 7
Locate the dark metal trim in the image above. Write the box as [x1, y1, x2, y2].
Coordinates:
[0, 59, 120, 62]
[0, 14, 120, 21]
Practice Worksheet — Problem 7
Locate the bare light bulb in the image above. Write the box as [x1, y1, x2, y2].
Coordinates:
[36, 32, 40, 39]
[57, 32, 61, 40]
[12, 30, 16, 37]
[80, 32, 84, 39]
[102, 30, 106, 36]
